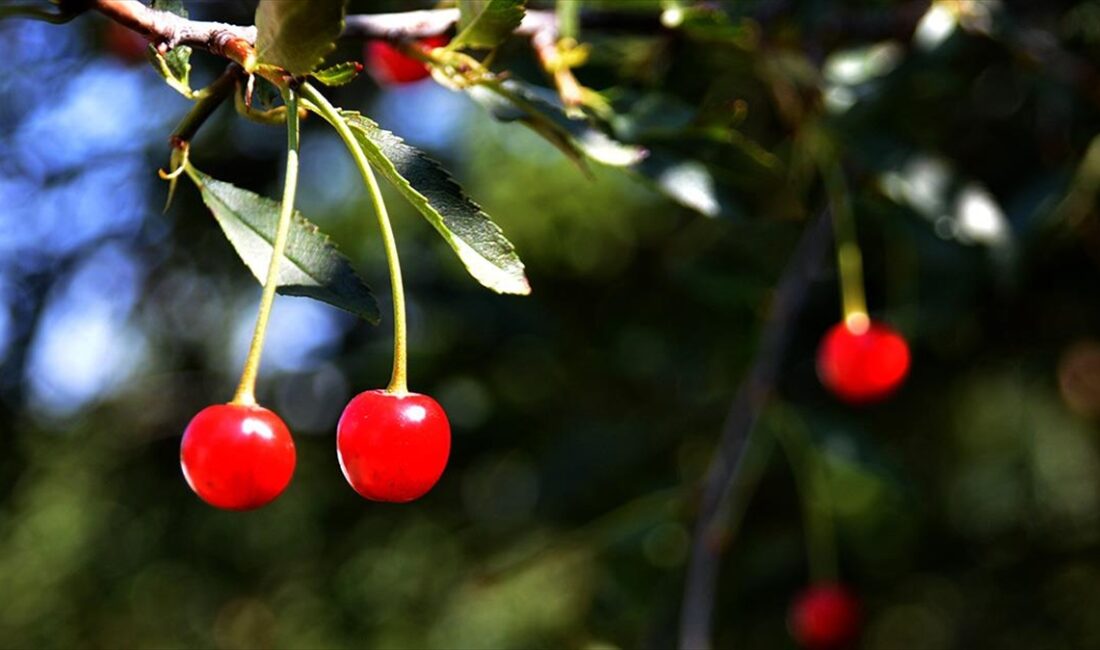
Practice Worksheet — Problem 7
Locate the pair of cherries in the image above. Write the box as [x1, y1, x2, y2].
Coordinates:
[180, 390, 450, 510]
[180, 39, 454, 511]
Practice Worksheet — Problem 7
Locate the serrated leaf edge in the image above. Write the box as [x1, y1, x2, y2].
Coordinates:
[338, 110, 530, 295]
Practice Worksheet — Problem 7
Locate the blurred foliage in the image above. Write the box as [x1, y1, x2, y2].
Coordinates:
[1, 1, 1100, 649]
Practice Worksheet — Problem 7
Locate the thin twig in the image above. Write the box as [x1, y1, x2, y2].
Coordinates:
[678, 211, 833, 650]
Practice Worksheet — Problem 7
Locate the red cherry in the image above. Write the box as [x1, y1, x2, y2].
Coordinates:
[789, 583, 861, 649]
[337, 389, 451, 502]
[103, 20, 149, 65]
[364, 35, 449, 85]
[816, 320, 910, 403]
[180, 403, 296, 511]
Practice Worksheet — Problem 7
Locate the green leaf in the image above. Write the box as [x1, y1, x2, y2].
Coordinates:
[313, 61, 363, 87]
[146, 1, 191, 96]
[254, 0, 347, 75]
[468, 80, 746, 218]
[451, 0, 526, 50]
[184, 165, 380, 322]
[148, 44, 192, 97]
[466, 79, 647, 170]
[336, 111, 530, 295]
[466, 82, 587, 169]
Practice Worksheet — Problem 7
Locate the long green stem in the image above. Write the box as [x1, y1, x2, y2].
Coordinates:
[232, 86, 300, 406]
[300, 82, 408, 394]
[822, 161, 869, 333]
[556, 0, 580, 40]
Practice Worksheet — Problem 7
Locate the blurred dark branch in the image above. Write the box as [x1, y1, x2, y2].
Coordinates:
[678, 211, 832, 650]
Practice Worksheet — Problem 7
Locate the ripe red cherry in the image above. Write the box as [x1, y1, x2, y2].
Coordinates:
[180, 403, 296, 511]
[364, 35, 449, 85]
[337, 390, 451, 502]
[816, 319, 910, 403]
[789, 583, 861, 649]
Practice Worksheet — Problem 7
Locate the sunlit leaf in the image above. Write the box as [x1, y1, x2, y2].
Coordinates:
[313, 61, 363, 87]
[451, 0, 526, 50]
[255, 0, 346, 75]
[335, 111, 530, 295]
[184, 165, 380, 322]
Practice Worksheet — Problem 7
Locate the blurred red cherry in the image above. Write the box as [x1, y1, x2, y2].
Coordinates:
[789, 583, 861, 649]
[103, 20, 149, 65]
[816, 319, 910, 403]
[364, 35, 449, 85]
[180, 403, 296, 511]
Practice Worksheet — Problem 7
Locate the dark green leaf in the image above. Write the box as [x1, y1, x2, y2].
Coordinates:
[164, 45, 191, 82]
[451, 0, 526, 50]
[255, 0, 347, 75]
[146, 0, 192, 97]
[466, 79, 646, 169]
[184, 165, 380, 322]
[469, 80, 742, 218]
[147, 45, 193, 97]
[313, 61, 363, 87]
[336, 111, 530, 295]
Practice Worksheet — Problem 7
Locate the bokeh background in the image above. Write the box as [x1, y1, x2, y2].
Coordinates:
[2, 0, 1100, 648]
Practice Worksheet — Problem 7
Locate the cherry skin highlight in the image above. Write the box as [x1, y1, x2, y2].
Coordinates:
[180, 403, 296, 511]
[789, 583, 861, 650]
[364, 35, 449, 85]
[816, 320, 910, 404]
[337, 390, 451, 502]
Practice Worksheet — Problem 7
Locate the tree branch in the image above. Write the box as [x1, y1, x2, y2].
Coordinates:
[342, 8, 460, 40]
[90, 0, 253, 59]
[86, 2, 592, 104]
[678, 211, 833, 650]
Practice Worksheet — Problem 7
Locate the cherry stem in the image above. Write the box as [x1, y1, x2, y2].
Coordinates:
[232, 85, 300, 406]
[822, 161, 869, 334]
[556, 0, 580, 40]
[773, 408, 839, 583]
[169, 65, 239, 144]
[299, 83, 409, 395]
